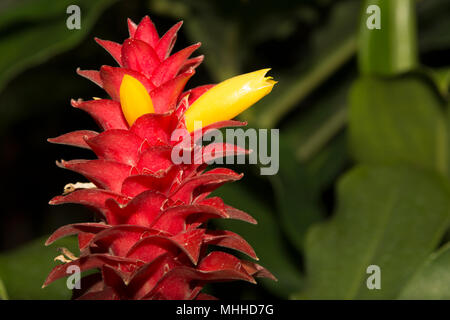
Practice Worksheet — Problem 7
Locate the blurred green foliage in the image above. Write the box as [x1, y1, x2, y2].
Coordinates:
[214, 182, 303, 298]
[399, 243, 450, 299]
[358, 0, 418, 76]
[0, 0, 449, 300]
[0, 235, 78, 299]
[0, 275, 7, 300]
[0, 0, 117, 93]
[349, 76, 448, 174]
[298, 165, 450, 299]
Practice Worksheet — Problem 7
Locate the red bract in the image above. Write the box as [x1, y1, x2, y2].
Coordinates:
[44, 16, 275, 300]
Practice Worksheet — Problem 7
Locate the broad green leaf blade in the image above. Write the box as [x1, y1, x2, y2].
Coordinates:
[349, 75, 448, 175]
[213, 181, 303, 298]
[399, 243, 450, 299]
[0, 235, 78, 300]
[358, 0, 418, 76]
[0, 276, 8, 300]
[0, 0, 117, 93]
[296, 165, 450, 299]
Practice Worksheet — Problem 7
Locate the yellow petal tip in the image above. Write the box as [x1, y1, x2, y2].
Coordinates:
[119, 74, 154, 126]
[184, 68, 276, 132]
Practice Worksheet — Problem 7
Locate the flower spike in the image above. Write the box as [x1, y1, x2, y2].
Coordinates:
[184, 69, 276, 132]
[46, 16, 275, 300]
[119, 74, 154, 126]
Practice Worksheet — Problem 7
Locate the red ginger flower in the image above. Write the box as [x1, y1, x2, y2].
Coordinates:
[43, 16, 276, 300]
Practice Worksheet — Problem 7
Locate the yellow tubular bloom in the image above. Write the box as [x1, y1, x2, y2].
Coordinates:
[184, 68, 276, 132]
[120, 74, 154, 126]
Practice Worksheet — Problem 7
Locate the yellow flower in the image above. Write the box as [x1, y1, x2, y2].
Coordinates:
[118, 69, 276, 130]
[184, 69, 276, 132]
[120, 74, 154, 126]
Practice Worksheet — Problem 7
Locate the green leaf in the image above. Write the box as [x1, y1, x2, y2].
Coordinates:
[296, 165, 450, 299]
[0, 235, 78, 300]
[0, 276, 8, 300]
[358, 0, 418, 76]
[399, 243, 450, 299]
[349, 75, 448, 175]
[213, 181, 303, 298]
[0, 0, 117, 93]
